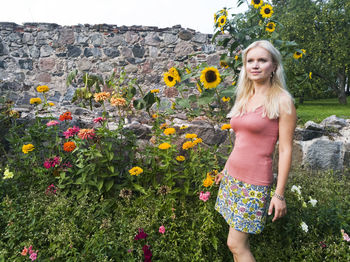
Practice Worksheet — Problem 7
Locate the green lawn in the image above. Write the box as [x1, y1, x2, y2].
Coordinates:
[296, 97, 350, 125]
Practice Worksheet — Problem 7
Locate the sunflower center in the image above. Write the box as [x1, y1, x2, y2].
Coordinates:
[264, 8, 271, 14]
[268, 24, 273, 29]
[168, 75, 174, 82]
[220, 18, 225, 23]
[205, 70, 217, 83]
[296, 52, 301, 55]
[254, 0, 261, 4]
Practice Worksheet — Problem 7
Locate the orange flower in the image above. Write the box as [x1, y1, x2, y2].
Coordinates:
[110, 97, 127, 107]
[78, 129, 95, 140]
[21, 246, 28, 256]
[63, 141, 76, 152]
[59, 111, 72, 121]
[94, 92, 111, 103]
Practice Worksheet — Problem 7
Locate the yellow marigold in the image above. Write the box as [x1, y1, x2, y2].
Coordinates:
[180, 125, 188, 129]
[260, 4, 274, 18]
[22, 144, 35, 154]
[110, 96, 127, 107]
[30, 97, 42, 105]
[203, 176, 214, 187]
[193, 138, 203, 145]
[185, 133, 197, 139]
[151, 89, 160, 93]
[182, 141, 194, 150]
[222, 96, 231, 102]
[129, 166, 143, 176]
[221, 124, 231, 130]
[159, 142, 171, 150]
[200, 67, 221, 89]
[36, 85, 49, 93]
[48, 102, 55, 106]
[94, 92, 111, 103]
[164, 127, 176, 136]
[152, 114, 158, 119]
[176, 155, 185, 162]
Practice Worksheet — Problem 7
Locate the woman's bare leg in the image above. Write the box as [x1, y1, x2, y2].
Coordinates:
[227, 227, 256, 262]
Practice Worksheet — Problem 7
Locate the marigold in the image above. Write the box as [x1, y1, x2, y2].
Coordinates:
[200, 67, 221, 89]
[176, 155, 185, 162]
[222, 96, 231, 102]
[78, 129, 95, 140]
[221, 124, 231, 130]
[22, 144, 35, 154]
[94, 92, 111, 103]
[129, 166, 143, 176]
[203, 176, 214, 187]
[163, 127, 176, 136]
[48, 102, 55, 106]
[29, 97, 42, 105]
[59, 111, 72, 121]
[110, 96, 127, 107]
[63, 141, 76, 152]
[152, 114, 158, 119]
[36, 85, 49, 93]
[182, 141, 194, 150]
[185, 133, 197, 139]
[193, 138, 203, 145]
[159, 142, 171, 150]
[151, 89, 160, 93]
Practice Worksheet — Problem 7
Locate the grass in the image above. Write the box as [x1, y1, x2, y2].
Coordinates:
[296, 97, 350, 125]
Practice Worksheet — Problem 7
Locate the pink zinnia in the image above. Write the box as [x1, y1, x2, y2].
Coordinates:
[29, 252, 37, 261]
[46, 120, 59, 127]
[199, 191, 211, 202]
[93, 117, 106, 124]
[63, 126, 80, 139]
[134, 228, 148, 240]
[43, 156, 61, 169]
[159, 225, 165, 234]
[45, 184, 57, 195]
[78, 128, 95, 140]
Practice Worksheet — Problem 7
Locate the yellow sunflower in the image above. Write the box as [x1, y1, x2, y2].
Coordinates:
[265, 21, 276, 32]
[196, 83, 202, 93]
[164, 72, 177, 87]
[293, 51, 303, 59]
[220, 60, 229, 68]
[251, 0, 263, 9]
[222, 96, 231, 102]
[217, 15, 227, 28]
[169, 67, 181, 82]
[260, 4, 274, 18]
[214, 13, 217, 24]
[200, 67, 221, 89]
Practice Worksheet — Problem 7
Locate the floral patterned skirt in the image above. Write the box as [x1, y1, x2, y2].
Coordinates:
[215, 170, 271, 234]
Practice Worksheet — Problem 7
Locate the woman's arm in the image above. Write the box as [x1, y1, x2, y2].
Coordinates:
[268, 95, 297, 222]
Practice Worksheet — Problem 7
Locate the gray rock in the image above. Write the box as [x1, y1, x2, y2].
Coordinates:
[132, 44, 145, 58]
[0, 42, 9, 55]
[29, 46, 40, 58]
[120, 46, 133, 58]
[163, 33, 178, 44]
[145, 32, 161, 46]
[67, 45, 81, 57]
[90, 33, 104, 46]
[178, 30, 193, 41]
[201, 44, 216, 54]
[40, 45, 53, 57]
[77, 58, 92, 71]
[58, 28, 75, 45]
[39, 57, 56, 71]
[104, 47, 120, 58]
[22, 33, 34, 45]
[84, 47, 102, 57]
[18, 59, 33, 70]
[174, 41, 194, 58]
[107, 35, 125, 46]
[321, 115, 347, 128]
[193, 33, 207, 43]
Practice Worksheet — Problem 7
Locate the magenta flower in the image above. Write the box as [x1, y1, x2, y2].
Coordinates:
[199, 191, 211, 202]
[159, 225, 165, 234]
[341, 229, 350, 242]
[142, 245, 152, 262]
[45, 184, 57, 195]
[29, 252, 37, 261]
[46, 120, 59, 127]
[134, 228, 148, 240]
[63, 126, 80, 139]
[43, 156, 61, 169]
[93, 117, 106, 124]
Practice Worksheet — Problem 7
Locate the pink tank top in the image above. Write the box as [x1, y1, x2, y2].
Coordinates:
[224, 106, 279, 186]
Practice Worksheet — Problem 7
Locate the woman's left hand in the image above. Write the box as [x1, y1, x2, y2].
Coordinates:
[268, 196, 287, 222]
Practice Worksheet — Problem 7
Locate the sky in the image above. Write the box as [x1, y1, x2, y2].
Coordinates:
[2, 0, 248, 34]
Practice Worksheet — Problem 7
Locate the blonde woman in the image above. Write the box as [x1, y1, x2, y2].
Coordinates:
[215, 40, 297, 261]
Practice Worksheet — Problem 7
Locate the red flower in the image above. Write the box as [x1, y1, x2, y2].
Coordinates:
[134, 228, 148, 240]
[59, 111, 72, 121]
[142, 245, 152, 262]
[63, 141, 76, 152]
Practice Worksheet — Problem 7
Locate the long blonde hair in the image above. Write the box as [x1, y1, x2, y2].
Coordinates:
[227, 40, 293, 119]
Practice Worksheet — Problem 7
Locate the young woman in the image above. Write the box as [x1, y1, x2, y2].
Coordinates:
[214, 40, 297, 261]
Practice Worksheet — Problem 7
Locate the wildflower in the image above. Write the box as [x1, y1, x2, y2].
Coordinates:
[199, 191, 211, 202]
[222, 96, 231, 102]
[48, 102, 55, 106]
[159, 225, 166, 234]
[63, 126, 80, 138]
[163, 127, 176, 136]
[22, 144, 35, 154]
[221, 124, 231, 130]
[341, 229, 350, 242]
[45, 184, 57, 195]
[180, 125, 188, 129]
[169, 67, 181, 82]
[171, 102, 176, 109]
[193, 138, 203, 145]
[293, 51, 303, 59]
[43, 156, 61, 169]
[119, 188, 133, 200]
[151, 89, 159, 93]
[200, 67, 221, 89]
[203, 176, 214, 187]
[266, 22, 276, 32]
[234, 55, 239, 61]
[134, 228, 148, 240]
[29, 97, 42, 105]
[9, 110, 20, 118]
[291, 185, 302, 195]
[158, 185, 171, 195]
[94, 92, 111, 103]
[93, 117, 106, 124]
[21, 246, 28, 256]
[182, 141, 194, 150]
[36, 85, 49, 93]
[217, 15, 227, 27]
[185, 133, 197, 139]
[176, 155, 185, 162]
[159, 142, 171, 150]
[232, 81, 236, 85]
[63, 141, 76, 152]
[309, 72, 312, 79]
[59, 111, 72, 121]
[3, 167, 14, 179]
[308, 197, 317, 207]
[142, 245, 152, 262]
[220, 60, 229, 69]
[251, 0, 263, 9]
[300, 221, 308, 233]
[185, 68, 191, 74]
[29, 252, 37, 261]
[163, 72, 177, 87]
[129, 166, 143, 176]
[110, 96, 127, 107]
[260, 4, 274, 18]
[78, 129, 95, 140]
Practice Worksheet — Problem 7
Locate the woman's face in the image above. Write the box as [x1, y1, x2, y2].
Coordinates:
[245, 46, 276, 84]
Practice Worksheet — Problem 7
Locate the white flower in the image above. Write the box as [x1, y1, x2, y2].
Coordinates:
[308, 197, 318, 207]
[300, 221, 308, 233]
[291, 185, 302, 195]
[3, 167, 14, 179]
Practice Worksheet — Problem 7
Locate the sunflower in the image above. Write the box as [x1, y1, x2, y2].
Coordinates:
[200, 67, 221, 89]
[222, 96, 231, 102]
[169, 67, 181, 82]
[251, 0, 263, 9]
[159, 142, 171, 150]
[220, 60, 229, 68]
[196, 83, 202, 93]
[260, 4, 274, 18]
[214, 13, 217, 24]
[36, 85, 49, 93]
[293, 51, 303, 59]
[301, 49, 306, 54]
[217, 15, 227, 28]
[265, 21, 276, 32]
[163, 72, 177, 87]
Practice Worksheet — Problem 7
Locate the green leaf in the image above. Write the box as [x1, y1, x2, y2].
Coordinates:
[97, 180, 104, 191]
[133, 99, 145, 110]
[105, 180, 114, 192]
[108, 165, 114, 173]
[133, 183, 146, 194]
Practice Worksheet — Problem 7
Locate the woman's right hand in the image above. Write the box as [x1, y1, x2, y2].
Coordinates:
[215, 171, 224, 185]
